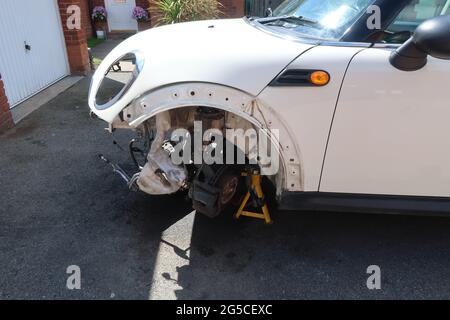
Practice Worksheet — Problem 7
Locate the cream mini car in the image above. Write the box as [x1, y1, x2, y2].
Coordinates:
[89, 0, 450, 217]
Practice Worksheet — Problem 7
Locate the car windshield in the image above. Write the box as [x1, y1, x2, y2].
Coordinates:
[263, 0, 377, 40]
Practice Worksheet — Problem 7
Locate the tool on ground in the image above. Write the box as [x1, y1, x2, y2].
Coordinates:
[99, 154, 139, 191]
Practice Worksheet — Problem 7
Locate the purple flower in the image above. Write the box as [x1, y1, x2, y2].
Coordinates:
[132, 6, 149, 22]
[92, 6, 107, 22]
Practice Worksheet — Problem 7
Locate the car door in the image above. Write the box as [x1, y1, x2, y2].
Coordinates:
[321, 0, 450, 197]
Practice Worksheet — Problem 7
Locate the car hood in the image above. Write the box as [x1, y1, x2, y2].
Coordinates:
[89, 18, 315, 123]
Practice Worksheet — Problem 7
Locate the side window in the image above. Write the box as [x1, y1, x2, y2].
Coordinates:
[383, 0, 450, 43]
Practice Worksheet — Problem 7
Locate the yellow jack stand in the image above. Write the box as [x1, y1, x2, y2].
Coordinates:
[235, 170, 273, 225]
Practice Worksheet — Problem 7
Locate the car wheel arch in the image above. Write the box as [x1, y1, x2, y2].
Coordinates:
[119, 82, 304, 194]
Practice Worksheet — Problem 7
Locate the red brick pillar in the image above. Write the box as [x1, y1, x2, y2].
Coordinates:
[83, 0, 94, 39]
[58, 0, 90, 75]
[92, 0, 106, 7]
[0, 77, 14, 133]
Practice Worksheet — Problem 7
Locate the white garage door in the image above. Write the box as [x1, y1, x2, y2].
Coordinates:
[0, 0, 69, 107]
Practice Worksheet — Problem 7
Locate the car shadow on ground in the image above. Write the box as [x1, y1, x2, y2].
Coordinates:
[120, 191, 450, 300]
[167, 208, 450, 299]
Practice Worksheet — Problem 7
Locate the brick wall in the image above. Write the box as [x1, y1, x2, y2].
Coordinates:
[0, 0, 90, 133]
[136, 0, 152, 30]
[220, 0, 245, 18]
[83, 0, 94, 38]
[89, 0, 151, 32]
[88, 1, 244, 32]
[58, 0, 90, 74]
[0, 77, 14, 133]
[91, 0, 105, 7]
[136, 0, 149, 8]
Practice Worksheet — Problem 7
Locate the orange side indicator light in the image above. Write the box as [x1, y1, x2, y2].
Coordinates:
[310, 71, 330, 86]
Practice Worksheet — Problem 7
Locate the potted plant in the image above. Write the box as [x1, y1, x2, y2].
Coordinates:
[92, 6, 107, 39]
[132, 6, 150, 31]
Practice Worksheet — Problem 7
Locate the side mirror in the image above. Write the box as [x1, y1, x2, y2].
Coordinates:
[390, 15, 450, 71]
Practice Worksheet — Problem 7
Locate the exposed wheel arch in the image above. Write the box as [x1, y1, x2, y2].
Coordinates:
[120, 82, 304, 194]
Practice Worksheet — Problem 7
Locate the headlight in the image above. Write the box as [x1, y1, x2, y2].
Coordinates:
[94, 51, 144, 109]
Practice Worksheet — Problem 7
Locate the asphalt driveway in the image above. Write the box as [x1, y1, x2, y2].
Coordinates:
[2, 76, 450, 299]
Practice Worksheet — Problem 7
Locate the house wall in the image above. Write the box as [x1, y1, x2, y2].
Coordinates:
[83, 0, 95, 38]
[136, 0, 149, 8]
[1, 0, 90, 132]
[136, 0, 152, 30]
[91, 0, 105, 7]
[89, 0, 151, 32]
[220, 0, 245, 18]
[58, 0, 90, 74]
[89, 0, 245, 30]
[2, 0, 244, 133]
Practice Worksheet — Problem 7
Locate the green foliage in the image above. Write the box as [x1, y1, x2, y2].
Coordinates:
[151, 0, 222, 25]
[87, 37, 104, 48]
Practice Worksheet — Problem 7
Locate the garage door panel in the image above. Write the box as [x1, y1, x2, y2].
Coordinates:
[0, 5, 28, 105]
[0, 0, 69, 107]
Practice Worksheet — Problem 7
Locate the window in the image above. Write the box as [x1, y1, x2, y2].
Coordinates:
[267, 0, 376, 40]
[384, 0, 450, 43]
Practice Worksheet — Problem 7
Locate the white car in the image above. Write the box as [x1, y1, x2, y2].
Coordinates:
[89, 0, 450, 217]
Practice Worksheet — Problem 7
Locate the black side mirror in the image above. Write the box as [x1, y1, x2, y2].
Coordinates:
[390, 15, 450, 71]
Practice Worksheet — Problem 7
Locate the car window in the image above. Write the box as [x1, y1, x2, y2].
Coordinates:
[268, 0, 376, 40]
[384, 0, 450, 43]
